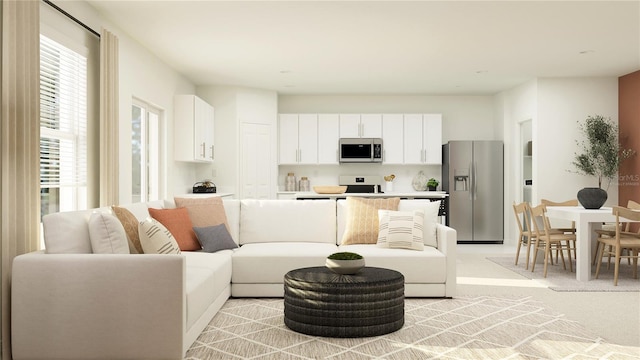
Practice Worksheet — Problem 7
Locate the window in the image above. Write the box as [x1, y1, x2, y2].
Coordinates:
[40, 34, 88, 218]
[132, 100, 161, 203]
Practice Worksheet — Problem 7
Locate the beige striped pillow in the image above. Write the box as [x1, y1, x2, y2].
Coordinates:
[138, 218, 181, 254]
[377, 209, 425, 251]
[341, 197, 400, 245]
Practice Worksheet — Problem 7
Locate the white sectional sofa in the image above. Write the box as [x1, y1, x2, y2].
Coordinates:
[11, 198, 456, 360]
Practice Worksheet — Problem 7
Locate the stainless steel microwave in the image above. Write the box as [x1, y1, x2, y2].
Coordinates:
[339, 138, 383, 163]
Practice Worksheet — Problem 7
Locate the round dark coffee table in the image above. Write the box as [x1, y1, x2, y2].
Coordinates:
[284, 266, 404, 338]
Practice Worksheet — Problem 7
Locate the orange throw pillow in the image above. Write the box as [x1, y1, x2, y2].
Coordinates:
[341, 197, 400, 245]
[148, 207, 201, 251]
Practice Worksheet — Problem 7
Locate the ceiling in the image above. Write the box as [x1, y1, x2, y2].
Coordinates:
[86, 1, 640, 95]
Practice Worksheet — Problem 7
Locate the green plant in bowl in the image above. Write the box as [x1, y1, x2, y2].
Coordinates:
[326, 252, 365, 274]
[327, 252, 363, 260]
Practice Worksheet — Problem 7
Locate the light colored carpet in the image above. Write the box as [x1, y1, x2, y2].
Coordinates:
[185, 296, 640, 359]
[488, 256, 640, 292]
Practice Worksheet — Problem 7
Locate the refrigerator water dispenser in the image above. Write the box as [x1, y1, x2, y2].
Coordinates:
[453, 170, 469, 191]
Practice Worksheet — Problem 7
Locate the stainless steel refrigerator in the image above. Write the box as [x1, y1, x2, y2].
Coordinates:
[442, 141, 503, 243]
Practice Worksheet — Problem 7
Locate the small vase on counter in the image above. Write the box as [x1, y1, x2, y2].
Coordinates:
[285, 172, 297, 191]
[299, 177, 310, 192]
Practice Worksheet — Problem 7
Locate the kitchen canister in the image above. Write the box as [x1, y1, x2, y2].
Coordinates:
[285, 172, 297, 191]
[299, 176, 310, 192]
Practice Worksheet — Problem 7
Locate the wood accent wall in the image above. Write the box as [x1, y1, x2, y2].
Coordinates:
[618, 70, 640, 206]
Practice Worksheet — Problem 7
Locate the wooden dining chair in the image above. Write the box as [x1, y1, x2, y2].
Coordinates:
[595, 205, 640, 285]
[541, 199, 578, 260]
[513, 202, 535, 269]
[530, 204, 575, 277]
[593, 199, 640, 266]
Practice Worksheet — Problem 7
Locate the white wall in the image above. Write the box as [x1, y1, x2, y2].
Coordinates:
[197, 85, 278, 198]
[536, 77, 619, 204]
[496, 80, 537, 245]
[52, 1, 198, 204]
[497, 77, 619, 245]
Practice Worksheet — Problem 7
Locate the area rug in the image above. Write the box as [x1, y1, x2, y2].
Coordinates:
[185, 296, 639, 359]
[488, 256, 640, 292]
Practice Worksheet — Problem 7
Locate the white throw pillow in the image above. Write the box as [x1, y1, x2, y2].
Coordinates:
[88, 212, 130, 254]
[396, 199, 440, 247]
[377, 209, 425, 251]
[138, 217, 181, 254]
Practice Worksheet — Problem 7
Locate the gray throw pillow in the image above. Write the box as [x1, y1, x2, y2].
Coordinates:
[193, 224, 238, 253]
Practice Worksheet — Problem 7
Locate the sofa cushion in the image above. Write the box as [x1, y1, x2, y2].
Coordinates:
[183, 251, 233, 331]
[338, 244, 446, 283]
[174, 196, 232, 235]
[398, 200, 440, 247]
[43, 209, 94, 254]
[138, 218, 181, 254]
[149, 207, 201, 251]
[377, 209, 424, 251]
[88, 212, 130, 254]
[239, 200, 336, 245]
[112, 206, 144, 254]
[193, 224, 238, 253]
[341, 197, 400, 245]
[232, 242, 338, 283]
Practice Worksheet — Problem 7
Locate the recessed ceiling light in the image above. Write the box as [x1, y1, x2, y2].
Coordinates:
[280, 70, 292, 74]
[475, 70, 488, 74]
[579, 50, 595, 54]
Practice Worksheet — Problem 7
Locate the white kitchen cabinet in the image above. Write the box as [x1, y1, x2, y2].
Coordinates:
[278, 114, 318, 164]
[339, 114, 382, 138]
[318, 114, 340, 164]
[404, 114, 442, 164]
[382, 114, 404, 164]
[174, 94, 214, 163]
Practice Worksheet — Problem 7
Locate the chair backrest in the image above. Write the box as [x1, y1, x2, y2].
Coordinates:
[528, 204, 551, 238]
[613, 206, 640, 242]
[512, 202, 533, 234]
[627, 200, 640, 210]
[541, 199, 579, 207]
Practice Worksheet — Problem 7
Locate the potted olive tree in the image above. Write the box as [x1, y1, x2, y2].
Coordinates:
[572, 115, 635, 209]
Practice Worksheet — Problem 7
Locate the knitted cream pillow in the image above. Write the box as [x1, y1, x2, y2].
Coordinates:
[341, 197, 400, 245]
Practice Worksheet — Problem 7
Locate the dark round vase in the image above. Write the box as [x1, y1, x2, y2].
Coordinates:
[577, 187, 607, 209]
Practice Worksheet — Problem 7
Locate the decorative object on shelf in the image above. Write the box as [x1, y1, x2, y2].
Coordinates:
[325, 252, 365, 275]
[412, 171, 428, 191]
[571, 115, 635, 209]
[427, 178, 439, 191]
[384, 174, 395, 193]
[298, 177, 310, 192]
[313, 186, 347, 194]
[193, 180, 216, 193]
[285, 172, 296, 191]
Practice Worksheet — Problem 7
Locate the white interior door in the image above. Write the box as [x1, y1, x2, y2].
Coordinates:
[241, 123, 271, 199]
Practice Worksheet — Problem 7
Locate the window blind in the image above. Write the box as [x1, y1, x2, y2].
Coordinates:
[39, 34, 87, 188]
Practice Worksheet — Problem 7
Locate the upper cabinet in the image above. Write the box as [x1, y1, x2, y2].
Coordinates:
[174, 94, 215, 163]
[382, 114, 404, 164]
[277, 112, 442, 165]
[339, 114, 382, 138]
[404, 114, 442, 164]
[279, 114, 318, 164]
[318, 114, 340, 164]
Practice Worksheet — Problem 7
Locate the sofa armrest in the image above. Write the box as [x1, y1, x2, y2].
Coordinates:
[436, 224, 457, 297]
[12, 253, 186, 360]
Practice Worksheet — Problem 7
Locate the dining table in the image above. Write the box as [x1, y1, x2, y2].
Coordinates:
[545, 206, 617, 282]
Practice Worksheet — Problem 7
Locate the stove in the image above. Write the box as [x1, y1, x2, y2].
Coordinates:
[339, 175, 383, 194]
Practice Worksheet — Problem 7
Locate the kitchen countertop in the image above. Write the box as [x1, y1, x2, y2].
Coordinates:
[291, 191, 448, 199]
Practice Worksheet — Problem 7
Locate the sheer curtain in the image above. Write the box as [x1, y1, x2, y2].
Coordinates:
[100, 28, 119, 206]
[1, 1, 41, 358]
